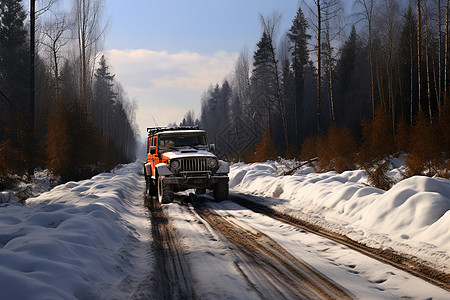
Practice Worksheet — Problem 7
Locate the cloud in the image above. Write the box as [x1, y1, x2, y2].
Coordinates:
[105, 49, 238, 91]
[103, 49, 238, 135]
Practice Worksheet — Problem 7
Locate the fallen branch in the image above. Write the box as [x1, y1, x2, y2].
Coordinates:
[281, 157, 318, 176]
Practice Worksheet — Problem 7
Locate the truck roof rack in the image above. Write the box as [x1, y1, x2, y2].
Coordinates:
[147, 125, 200, 137]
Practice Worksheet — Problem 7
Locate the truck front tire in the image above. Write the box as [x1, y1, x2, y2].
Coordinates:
[157, 176, 173, 204]
[213, 181, 229, 202]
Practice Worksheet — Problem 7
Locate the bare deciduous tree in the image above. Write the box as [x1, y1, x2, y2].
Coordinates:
[418, 0, 423, 112]
[72, 0, 108, 119]
[354, 0, 376, 118]
[322, 0, 344, 124]
[36, 0, 59, 18]
[40, 13, 69, 100]
[233, 48, 252, 119]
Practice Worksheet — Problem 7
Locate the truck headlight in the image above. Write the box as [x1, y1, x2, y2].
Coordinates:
[170, 160, 180, 170]
[207, 158, 218, 169]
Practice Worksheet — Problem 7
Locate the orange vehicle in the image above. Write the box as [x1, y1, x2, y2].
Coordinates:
[144, 126, 229, 203]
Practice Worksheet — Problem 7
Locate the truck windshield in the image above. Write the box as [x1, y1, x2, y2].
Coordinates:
[159, 133, 207, 149]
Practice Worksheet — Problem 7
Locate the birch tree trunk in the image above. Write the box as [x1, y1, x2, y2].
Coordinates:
[445, 0, 449, 99]
[424, 0, 432, 121]
[326, 27, 335, 124]
[410, 13, 414, 124]
[417, 0, 422, 112]
[73, 0, 106, 120]
[438, 0, 442, 115]
[317, 1, 322, 133]
[355, 0, 375, 117]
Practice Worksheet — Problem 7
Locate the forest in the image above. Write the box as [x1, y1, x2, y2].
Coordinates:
[0, 0, 138, 187]
[178, 0, 450, 188]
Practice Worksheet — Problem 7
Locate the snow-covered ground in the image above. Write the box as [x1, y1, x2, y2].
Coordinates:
[229, 161, 450, 274]
[0, 163, 152, 299]
[0, 160, 448, 299]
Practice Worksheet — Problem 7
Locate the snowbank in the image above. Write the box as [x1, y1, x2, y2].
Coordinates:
[0, 162, 151, 299]
[229, 161, 450, 272]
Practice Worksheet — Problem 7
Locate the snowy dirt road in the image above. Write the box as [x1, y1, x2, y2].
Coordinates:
[5, 161, 447, 299]
[142, 192, 450, 300]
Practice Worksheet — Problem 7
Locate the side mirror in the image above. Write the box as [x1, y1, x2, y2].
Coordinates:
[209, 144, 215, 152]
[150, 146, 157, 155]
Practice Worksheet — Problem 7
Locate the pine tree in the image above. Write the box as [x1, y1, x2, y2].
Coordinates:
[252, 32, 275, 93]
[287, 7, 310, 143]
[336, 26, 358, 96]
[0, 0, 30, 165]
[0, 0, 29, 111]
[251, 31, 277, 135]
[334, 26, 370, 131]
[93, 55, 117, 140]
[218, 80, 231, 129]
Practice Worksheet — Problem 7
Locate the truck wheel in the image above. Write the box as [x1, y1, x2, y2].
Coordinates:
[213, 181, 229, 202]
[144, 167, 150, 195]
[157, 176, 173, 204]
[195, 188, 206, 195]
[149, 178, 157, 196]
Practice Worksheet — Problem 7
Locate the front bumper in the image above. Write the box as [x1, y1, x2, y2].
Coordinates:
[162, 175, 228, 190]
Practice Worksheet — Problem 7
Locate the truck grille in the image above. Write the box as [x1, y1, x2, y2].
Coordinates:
[181, 158, 208, 172]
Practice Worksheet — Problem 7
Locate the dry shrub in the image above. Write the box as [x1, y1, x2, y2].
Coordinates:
[46, 99, 72, 180]
[358, 106, 395, 190]
[0, 139, 19, 189]
[440, 161, 450, 179]
[243, 145, 257, 163]
[300, 135, 317, 161]
[366, 160, 394, 190]
[315, 134, 331, 172]
[327, 124, 357, 173]
[245, 130, 278, 163]
[309, 125, 357, 173]
[406, 110, 443, 177]
[359, 105, 394, 164]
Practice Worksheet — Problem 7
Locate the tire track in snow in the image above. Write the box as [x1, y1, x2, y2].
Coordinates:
[229, 193, 450, 292]
[194, 201, 353, 300]
[145, 195, 196, 299]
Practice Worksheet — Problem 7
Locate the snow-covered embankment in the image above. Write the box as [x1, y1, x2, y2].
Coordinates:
[229, 161, 450, 272]
[0, 162, 151, 299]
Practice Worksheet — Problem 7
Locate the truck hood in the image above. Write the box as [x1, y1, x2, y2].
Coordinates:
[162, 148, 216, 160]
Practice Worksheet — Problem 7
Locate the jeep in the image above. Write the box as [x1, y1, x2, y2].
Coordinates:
[144, 126, 229, 203]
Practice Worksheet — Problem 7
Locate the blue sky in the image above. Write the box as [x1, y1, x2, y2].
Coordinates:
[104, 0, 300, 53]
[99, 0, 303, 136]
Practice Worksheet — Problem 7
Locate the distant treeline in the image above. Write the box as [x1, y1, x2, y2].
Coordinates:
[0, 0, 138, 187]
[177, 1, 449, 184]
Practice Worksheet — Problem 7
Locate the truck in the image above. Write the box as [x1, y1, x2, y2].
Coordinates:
[144, 126, 229, 203]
